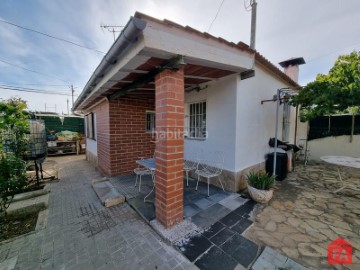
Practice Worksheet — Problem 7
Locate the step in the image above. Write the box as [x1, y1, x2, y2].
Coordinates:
[92, 180, 125, 207]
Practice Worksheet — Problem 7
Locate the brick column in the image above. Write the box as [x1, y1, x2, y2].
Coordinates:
[154, 67, 184, 228]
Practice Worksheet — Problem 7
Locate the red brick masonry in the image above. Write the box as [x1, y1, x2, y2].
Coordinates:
[90, 98, 155, 176]
[154, 67, 185, 228]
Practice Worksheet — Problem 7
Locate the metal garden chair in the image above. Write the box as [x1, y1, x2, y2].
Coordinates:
[184, 159, 197, 186]
[195, 150, 225, 196]
[134, 157, 155, 192]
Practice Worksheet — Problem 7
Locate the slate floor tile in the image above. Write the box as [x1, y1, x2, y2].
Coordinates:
[207, 192, 230, 203]
[244, 199, 257, 207]
[194, 198, 214, 210]
[184, 204, 201, 217]
[194, 246, 239, 270]
[192, 204, 231, 228]
[231, 218, 253, 234]
[208, 228, 235, 246]
[220, 234, 259, 268]
[219, 211, 242, 227]
[138, 205, 155, 221]
[218, 196, 246, 211]
[233, 204, 253, 217]
[176, 235, 213, 262]
[202, 222, 225, 239]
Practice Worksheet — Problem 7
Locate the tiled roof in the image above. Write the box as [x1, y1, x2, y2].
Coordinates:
[134, 12, 300, 89]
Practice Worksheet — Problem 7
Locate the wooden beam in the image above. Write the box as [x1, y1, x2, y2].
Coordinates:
[184, 75, 217, 81]
[109, 55, 184, 100]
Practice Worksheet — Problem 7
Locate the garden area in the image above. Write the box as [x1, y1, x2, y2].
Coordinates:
[0, 98, 54, 240]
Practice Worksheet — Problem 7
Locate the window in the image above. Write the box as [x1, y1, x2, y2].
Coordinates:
[146, 111, 155, 133]
[86, 113, 96, 140]
[188, 101, 207, 139]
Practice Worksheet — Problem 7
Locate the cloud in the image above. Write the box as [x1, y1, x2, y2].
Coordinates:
[0, 0, 360, 113]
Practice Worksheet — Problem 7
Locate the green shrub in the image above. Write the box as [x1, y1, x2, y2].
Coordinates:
[0, 154, 28, 214]
[246, 171, 276, 190]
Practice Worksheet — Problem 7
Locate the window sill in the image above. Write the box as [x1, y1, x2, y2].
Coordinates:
[185, 137, 206, 141]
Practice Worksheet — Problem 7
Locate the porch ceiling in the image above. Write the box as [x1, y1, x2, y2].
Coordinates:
[85, 55, 240, 108]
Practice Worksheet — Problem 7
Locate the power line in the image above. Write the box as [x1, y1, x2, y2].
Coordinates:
[0, 19, 105, 54]
[0, 85, 76, 96]
[0, 83, 71, 87]
[0, 84, 73, 92]
[207, 0, 226, 32]
[0, 58, 70, 83]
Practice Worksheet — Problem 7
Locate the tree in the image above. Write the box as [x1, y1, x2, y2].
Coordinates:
[0, 97, 29, 215]
[0, 97, 29, 156]
[294, 51, 360, 141]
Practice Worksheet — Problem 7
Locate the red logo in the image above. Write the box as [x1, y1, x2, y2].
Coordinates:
[328, 238, 352, 264]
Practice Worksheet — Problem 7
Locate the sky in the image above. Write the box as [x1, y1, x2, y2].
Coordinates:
[0, 0, 359, 114]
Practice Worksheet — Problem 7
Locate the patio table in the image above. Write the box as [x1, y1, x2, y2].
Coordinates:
[136, 158, 156, 202]
[320, 156, 360, 193]
[136, 158, 156, 171]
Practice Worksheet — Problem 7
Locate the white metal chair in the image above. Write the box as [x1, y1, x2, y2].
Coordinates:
[134, 157, 154, 192]
[184, 159, 197, 186]
[195, 151, 225, 196]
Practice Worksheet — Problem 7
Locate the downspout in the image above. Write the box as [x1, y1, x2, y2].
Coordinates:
[73, 17, 147, 112]
[292, 104, 299, 171]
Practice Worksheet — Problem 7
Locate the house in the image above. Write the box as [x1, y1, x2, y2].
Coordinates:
[73, 12, 305, 228]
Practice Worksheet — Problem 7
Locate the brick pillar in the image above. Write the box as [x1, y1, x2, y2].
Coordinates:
[154, 67, 184, 228]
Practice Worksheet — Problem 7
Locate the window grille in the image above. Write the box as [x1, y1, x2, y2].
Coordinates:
[188, 101, 206, 139]
[146, 111, 155, 133]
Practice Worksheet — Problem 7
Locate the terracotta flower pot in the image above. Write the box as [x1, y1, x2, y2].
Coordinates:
[247, 185, 274, 203]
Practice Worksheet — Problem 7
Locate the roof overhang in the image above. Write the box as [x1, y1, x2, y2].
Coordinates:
[73, 12, 256, 112]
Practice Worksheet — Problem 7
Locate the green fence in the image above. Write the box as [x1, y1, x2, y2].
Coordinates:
[308, 115, 360, 140]
[34, 115, 84, 136]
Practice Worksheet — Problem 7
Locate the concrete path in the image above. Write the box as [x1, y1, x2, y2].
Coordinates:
[0, 155, 196, 270]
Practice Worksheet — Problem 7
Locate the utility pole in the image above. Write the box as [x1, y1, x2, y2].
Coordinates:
[67, 98, 69, 115]
[250, 0, 257, 49]
[100, 25, 125, 41]
[70, 85, 74, 107]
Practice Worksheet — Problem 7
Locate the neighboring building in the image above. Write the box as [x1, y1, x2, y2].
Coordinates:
[73, 12, 305, 228]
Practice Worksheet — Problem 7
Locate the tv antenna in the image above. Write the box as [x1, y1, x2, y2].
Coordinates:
[100, 24, 125, 41]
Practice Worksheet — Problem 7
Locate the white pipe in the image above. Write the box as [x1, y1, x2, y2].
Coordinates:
[273, 89, 280, 177]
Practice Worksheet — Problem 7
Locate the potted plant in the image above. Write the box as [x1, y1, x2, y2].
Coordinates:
[246, 171, 276, 203]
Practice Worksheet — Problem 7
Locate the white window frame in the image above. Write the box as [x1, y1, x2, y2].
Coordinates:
[145, 111, 155, 133]
[186, 101, 207, 139]
[86, 113, 96, 140]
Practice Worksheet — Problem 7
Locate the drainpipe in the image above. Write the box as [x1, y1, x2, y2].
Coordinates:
[273, 89, 281, 177]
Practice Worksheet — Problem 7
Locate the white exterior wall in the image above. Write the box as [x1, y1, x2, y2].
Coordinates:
[86, 138, 97, 157]
[234, 64, 293, 172]
[184, 65, 301, 174]
[184, 75, 238, 171]
[308, 135, 360, 161]
[85, 113, 97, 158]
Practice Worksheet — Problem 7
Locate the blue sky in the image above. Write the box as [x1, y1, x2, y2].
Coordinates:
[1, 0, 360, 113]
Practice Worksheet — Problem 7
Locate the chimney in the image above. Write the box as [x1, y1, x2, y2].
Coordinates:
[279, 57, 305, 82]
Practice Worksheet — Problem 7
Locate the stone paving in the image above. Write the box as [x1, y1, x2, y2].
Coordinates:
[0, 155, 196, 270]
[111, 171, 262, 269]
[245, 161, 360, 270]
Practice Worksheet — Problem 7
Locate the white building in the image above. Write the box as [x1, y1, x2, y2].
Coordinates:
[73, 12, 305, 227]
